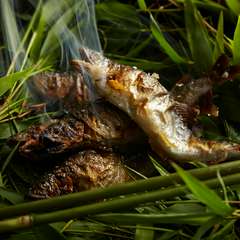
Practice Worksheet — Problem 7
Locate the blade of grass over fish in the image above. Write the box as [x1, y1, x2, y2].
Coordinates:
[94, 212, 215, 225]
[137, 0, 147, 10]
[173, 163, 233, 217]
[150, 14, 189, 64]
[232, 16, 240, 64]
[226, 0, 240, 15]
[135, 224, 154, 240]
[213, 12, 224, 62]
[184, 0, 213, 73]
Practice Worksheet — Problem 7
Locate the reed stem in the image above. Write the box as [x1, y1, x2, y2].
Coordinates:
[0, 172, 240, 233]
[1, 160, 240, 220]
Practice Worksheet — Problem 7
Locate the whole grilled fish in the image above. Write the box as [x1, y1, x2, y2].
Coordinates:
[29, 150, 129, 199]
[72, 49, 240, 163]
[10, 101, 146, 160]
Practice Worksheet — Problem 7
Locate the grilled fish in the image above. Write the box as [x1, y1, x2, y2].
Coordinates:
[29, 150, 129, 199]
[170, 55, 240, 117]
[72, 49, 240, 163]
[29, 72, 95, 108]
[10, 101, 146, 160]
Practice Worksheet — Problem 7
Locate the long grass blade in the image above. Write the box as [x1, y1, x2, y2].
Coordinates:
[184, 0, 213, 73]
[150, 14, 189, 64]
[232, 16, 240, 64]
[173, 164, 233, 217]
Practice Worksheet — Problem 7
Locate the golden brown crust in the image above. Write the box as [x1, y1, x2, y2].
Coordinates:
[29, 150, 129, 199]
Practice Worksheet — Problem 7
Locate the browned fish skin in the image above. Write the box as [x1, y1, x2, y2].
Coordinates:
[170, 55, 232, 106]
[9, 117, 84, 160]
[29, 72, 91, 106]
[29, 150, 129, 199]
[10, 102, 146, 160]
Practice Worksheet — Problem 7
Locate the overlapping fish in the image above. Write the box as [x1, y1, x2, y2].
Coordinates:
[11, 49, 240, 199]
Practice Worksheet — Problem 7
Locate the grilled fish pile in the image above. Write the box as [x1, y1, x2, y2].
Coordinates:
[10, 49, 240, 199]
[10, 72, 146, 199]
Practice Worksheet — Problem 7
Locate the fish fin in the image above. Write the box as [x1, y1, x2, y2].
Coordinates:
[174, 102, 199, 125]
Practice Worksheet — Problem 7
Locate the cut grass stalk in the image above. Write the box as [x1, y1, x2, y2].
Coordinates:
[0, 160, 240, 220]
[1, 172, 240, 233]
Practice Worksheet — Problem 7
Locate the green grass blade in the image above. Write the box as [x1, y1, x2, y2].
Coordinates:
[149, 155, 169, 176]
[94, 212, 215, 225]
[184, 0, 213, 73]
[29, 2, 47, 63]
[1, 143, 19, 173]
[213, 11, 224, 62]
[173, 164, 234, 217]
[127, 36, 152, 58]
[192, 216, 221, 240]
[0, 65, 50, 97]
[224, 121, 240, 143]
[0, 0, 23, 72]
[226, 0, 240, 15]
[40, 1, 83, 57]
[150, 14, 189, 64]
[210, 220, 236, 240]
[9, 225, 67, 240]
[0, 188, 24, 205]
[0, 69, 31, 96]
[176, 0, 227, 12]
[232, 16, 240, 64]
[107, 53, 170, 71]
[137, 0, 147, 10]
[135, 224, 154, 240]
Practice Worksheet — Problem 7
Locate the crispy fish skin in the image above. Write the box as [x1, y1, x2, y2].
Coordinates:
[72, 49, 240, 163]
[29, 150, 129, 199]
[10, 102, 146, 160]
[10, 117, 84, 160]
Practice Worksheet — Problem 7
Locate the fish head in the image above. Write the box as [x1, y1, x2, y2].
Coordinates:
[71, 48, 108, 94]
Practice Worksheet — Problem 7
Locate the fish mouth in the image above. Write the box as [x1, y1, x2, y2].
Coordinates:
[78, 47, 104, 64]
